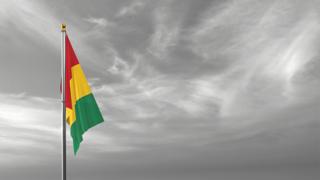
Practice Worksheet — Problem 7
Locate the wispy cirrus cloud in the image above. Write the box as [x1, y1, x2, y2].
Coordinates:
[1, 0, 320, 179]
[0, 0, 61, 47]
[185, 0, 320, 116]
[116, 1, 146, 17]
[84, 17, 112, 28]
[0, 93, 60, 166]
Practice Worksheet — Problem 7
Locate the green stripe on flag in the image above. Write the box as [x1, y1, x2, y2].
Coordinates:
[71, 93, 104, 154]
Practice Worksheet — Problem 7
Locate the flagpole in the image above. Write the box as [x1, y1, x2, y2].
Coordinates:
[61, 23, 67, 180]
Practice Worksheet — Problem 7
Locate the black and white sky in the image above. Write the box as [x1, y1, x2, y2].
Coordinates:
[0, 0, 319, 180]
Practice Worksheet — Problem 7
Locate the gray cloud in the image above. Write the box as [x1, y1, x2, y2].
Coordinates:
[0, 0, 319, 180]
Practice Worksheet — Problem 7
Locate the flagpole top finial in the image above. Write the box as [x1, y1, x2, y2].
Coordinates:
[61, 24, 66, 32]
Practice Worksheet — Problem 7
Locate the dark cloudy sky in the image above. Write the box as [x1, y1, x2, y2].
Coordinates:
[0, 0, 319, 179]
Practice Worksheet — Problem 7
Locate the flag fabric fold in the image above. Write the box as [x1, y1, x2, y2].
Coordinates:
[65, 34, 104, 154]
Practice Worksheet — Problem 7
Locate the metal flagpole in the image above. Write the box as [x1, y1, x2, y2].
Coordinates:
[61, 23, 67, 180]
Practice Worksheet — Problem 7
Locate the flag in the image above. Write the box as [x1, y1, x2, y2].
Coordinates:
[65, 34, 104, 154]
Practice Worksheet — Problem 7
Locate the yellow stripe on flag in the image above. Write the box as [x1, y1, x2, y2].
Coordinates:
[70, 64, 92, 100]
[66, 64, 92, 125]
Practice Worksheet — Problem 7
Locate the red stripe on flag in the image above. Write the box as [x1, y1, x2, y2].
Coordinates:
[65, 34, 80, 109]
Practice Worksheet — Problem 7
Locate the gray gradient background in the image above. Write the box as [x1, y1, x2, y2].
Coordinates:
[0, 0, 319, 179]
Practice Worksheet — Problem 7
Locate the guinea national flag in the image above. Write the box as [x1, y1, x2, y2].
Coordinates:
[65, 34, 104, 154]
